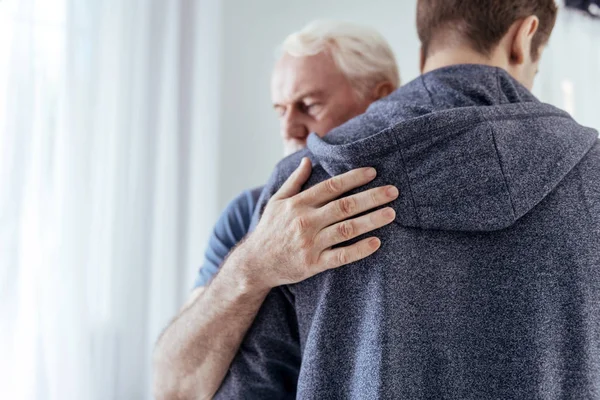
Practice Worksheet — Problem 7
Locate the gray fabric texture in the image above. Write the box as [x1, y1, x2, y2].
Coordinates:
[215, 64, 600, 399]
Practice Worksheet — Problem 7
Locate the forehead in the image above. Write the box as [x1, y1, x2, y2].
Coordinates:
[271, 52, 348, 103]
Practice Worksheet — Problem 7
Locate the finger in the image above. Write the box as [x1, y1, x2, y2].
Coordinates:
[318, 185, 399, 226]
[298, 167, 377, 206]
[316, 207, 396, 249]
[273, 157, 312, 200]
[318, 237, 382, 270]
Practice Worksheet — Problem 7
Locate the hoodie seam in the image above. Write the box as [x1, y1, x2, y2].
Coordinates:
[489, 124, 517, 219]
[420, 74, 435, 108]
[397, 143, 422, 227]
[314, 112, 569, 162]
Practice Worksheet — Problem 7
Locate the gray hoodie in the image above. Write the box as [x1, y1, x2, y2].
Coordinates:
[215, 64, 600, 399]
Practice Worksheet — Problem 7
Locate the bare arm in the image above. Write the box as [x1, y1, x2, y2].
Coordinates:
[153, 158, 399, 400]
[153, 247, 270, 400]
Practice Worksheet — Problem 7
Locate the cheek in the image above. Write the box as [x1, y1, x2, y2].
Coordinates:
[336, 94, 369, 122]
[307, 121, 335, 138]
[312, 102, 364, 136]
[310, 110, 353, 136]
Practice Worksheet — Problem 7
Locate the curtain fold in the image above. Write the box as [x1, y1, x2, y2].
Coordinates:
[0, 0, 220, 399]
[0, 1, 596, 400]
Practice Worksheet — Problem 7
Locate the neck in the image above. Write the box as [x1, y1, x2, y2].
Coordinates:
[422, 46, 508, 75]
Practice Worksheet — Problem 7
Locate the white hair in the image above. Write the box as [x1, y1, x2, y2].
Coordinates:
[281, 20, 401, 98]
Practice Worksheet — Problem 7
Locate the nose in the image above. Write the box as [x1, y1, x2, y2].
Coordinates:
[281, 108, 309, 141]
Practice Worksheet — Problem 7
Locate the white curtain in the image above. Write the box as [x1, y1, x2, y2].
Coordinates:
[0, 0, 221, 399]
[0, 1, 598, 400]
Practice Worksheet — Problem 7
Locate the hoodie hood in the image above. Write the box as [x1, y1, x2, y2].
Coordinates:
[307, 65, 598, 232]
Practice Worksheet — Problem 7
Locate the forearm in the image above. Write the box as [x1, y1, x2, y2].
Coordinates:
[153, 163, 396, 398]
[153, 246, 270, 400]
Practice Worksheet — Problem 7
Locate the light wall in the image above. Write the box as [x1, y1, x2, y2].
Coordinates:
[217, 0, 420, 208]
[214, 0, 600, 211]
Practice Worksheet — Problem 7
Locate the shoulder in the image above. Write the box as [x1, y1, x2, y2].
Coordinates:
[228, 186, 263, 217]
[246, 186, 264, 211]
[258, 150, 323, 204]
[219, 186, 265, 236]
[263, 149, 332, 194]
[249, 150, 333, 231]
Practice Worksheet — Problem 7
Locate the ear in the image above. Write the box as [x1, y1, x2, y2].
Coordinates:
[419, 46, 426, 73]
[510, 16, 539, 65]
[371, 81, 395, 100]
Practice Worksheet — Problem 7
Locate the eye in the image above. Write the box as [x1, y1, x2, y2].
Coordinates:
[302, 102, 322, 116]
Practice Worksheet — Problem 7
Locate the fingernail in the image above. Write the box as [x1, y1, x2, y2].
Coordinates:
[365, 168, 377, 178]
[369, 238, 381, 249]
[383, 207, 396, 219]
[386, 186, 399, 198]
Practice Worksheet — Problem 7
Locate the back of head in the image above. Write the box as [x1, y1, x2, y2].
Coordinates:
[281, 20, 401, 98]
[417, 0, 558, 60]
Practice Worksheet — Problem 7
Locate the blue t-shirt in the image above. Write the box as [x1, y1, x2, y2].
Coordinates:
[194, 186, 264, 288]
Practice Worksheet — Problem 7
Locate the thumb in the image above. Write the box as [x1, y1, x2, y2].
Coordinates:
[272, 157, 312, 200]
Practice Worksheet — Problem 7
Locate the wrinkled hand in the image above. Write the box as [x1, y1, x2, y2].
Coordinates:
[239, 157, 398, 290]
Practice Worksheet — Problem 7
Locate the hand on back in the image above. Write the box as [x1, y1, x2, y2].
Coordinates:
[239, 157, 398, 290]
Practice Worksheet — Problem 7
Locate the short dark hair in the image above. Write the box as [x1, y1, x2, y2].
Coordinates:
[417, 0, 558, 59]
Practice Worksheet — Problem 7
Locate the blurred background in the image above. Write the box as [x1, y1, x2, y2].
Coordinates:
[0, 0, 598, 399]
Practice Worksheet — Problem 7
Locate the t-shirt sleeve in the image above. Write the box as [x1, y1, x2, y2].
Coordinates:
[214, 286, 301, 399]
[193, 187, 264, 288]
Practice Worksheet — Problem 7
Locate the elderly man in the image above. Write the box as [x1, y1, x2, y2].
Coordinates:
[217, 0, 600, 398]
[153, 21, 400, 400]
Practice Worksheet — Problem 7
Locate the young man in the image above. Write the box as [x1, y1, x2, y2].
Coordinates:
[153, 21, 400, 400]
[216, 1, 600, 398]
